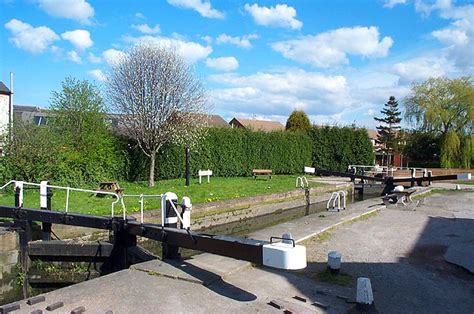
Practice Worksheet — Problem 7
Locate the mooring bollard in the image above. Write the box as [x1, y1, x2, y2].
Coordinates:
[161, 192, 180, 259]
[40, 181, 52, 241]
[282, 232, 293, 244]
[356, 277, 374, 311]
[327, 251, 341, 273]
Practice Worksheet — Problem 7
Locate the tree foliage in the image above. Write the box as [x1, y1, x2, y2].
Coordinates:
[404, 77, 474, 168]
[106, 43, 208, 186]
[286, 110, 311, 132]
[374, 96, 402, 155]
[1, 78, 126, 185]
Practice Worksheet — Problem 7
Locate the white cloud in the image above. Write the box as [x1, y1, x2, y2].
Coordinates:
[102, 48, 126, 66]
[123, 35, 212, 64]
[61, 29, 93, 50]
[131, 23, 161, 34]
[432, 29, 468, 46]
[209, 69, 350, 117]
[135, 12, 146, 19]
[272, 26, 393, 68]
[244, 3, 302, 30]
[215, 33, 258, 49]
[88, 52, 102, 63]
[392, 56, 451, 84]
[88, 69, 107, 81]
[167, 0, 224, 19]
[206, 57, 239, 71]
[383, 0, 407, 8]
[38, 0, 94, 24]
[417, 0, 474, 73]
[4, 19, 59, 54]
[66, 50, 81, 63]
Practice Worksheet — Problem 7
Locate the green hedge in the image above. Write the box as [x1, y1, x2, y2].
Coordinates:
[128, 126, 375, 180]
[127, 128, 313, 180]
[309, 126, 374, 172]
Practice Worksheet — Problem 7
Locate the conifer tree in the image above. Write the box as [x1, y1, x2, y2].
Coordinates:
[374, 96, 402, 164]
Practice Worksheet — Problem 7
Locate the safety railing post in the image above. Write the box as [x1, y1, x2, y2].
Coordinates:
[40, 181, 52, 241]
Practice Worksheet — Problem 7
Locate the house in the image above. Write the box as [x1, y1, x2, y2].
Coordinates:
[203, 114, 230, 128]
[367, 128, 406, 168]
[14, 105, 50, 126]
[0, 81, 12, 155]
[229, 117, 285, 132]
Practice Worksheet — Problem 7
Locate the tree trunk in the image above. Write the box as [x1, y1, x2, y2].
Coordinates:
[149, 151, 156, 187]
[185, 146, 190, 187]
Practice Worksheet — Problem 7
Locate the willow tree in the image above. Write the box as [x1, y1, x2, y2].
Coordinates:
[404, 77, 473, 168]
[106, 43, 208, 186]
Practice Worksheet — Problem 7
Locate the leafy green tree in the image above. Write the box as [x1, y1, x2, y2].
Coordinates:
[374, 96, 402, 164]
[49, 77, 126, 184]
[405, 77, 473, 168]
[285, 110, 311, 132]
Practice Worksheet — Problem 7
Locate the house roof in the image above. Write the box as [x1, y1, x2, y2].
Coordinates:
[204, 114, 230, 127]
[366, 129, 379, 140]
[232, 117, 285, 132]
[0, 82, 11, 95]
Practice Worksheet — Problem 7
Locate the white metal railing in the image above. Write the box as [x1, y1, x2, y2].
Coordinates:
[326, 190, 347, 211]
[0, 180, 192, 226]
[0, 180, 124, 217]
[121, 193, 163, 223]
[296, 176, 309, 189]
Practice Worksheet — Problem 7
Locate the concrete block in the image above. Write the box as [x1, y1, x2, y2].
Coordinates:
[0, 232, 19, 252]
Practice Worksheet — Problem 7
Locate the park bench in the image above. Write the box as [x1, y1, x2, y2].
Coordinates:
[252, 169, 272, 180]
[96, 181, 124, 197]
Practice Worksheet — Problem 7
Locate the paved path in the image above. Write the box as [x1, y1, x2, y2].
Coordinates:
[304, 191, 474, 313]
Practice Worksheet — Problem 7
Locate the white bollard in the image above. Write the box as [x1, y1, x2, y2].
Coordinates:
[282, 232, 293, 244]
[356, 277, 374, 308]
[327, 251, 341, 273]
[456, 184, 461, 190]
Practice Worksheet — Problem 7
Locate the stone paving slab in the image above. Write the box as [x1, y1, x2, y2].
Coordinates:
[130, 254, 249, 286]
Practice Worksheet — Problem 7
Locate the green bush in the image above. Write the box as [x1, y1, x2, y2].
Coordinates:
[127, 128, 313, 180]
[127, 126, 375, 180]
[309, 126, 374, 172]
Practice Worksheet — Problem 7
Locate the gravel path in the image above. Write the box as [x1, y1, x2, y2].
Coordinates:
[304, 191, 474, 314]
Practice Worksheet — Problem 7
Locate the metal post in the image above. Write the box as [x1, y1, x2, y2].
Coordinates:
[14, 181, 23, 207]
[410, 168, 416, 187]
[185, 146, 190, 187]
[428, 171, 432, 186]
[40, 181, 52, 241]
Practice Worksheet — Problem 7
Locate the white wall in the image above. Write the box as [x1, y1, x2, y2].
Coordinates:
[0, 94, 10, 139]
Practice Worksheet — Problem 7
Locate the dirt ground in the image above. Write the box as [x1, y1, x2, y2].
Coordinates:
[303, 191, 474, 313]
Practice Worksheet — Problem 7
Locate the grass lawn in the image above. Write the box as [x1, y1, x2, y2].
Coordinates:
[0, 175, 321, 216]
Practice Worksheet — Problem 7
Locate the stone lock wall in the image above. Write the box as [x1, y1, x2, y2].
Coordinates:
[0, 228, 21, 304]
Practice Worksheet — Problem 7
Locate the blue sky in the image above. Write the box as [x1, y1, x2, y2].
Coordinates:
[1, 0, 473, 128]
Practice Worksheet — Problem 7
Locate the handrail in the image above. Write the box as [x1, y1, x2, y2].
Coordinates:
[0, 180, 122, 217]
[122, 193, 163, 223]
[296, 176, 309, 189]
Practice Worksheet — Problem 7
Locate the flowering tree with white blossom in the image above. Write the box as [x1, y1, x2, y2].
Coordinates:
[106, 43, 208, 186]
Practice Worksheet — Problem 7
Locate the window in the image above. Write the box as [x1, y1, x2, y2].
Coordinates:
[33, 116, 48, 125]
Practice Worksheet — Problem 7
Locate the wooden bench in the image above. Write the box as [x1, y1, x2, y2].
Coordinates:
[96, 182, 123, 197]
[252, 169, 272, 180]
